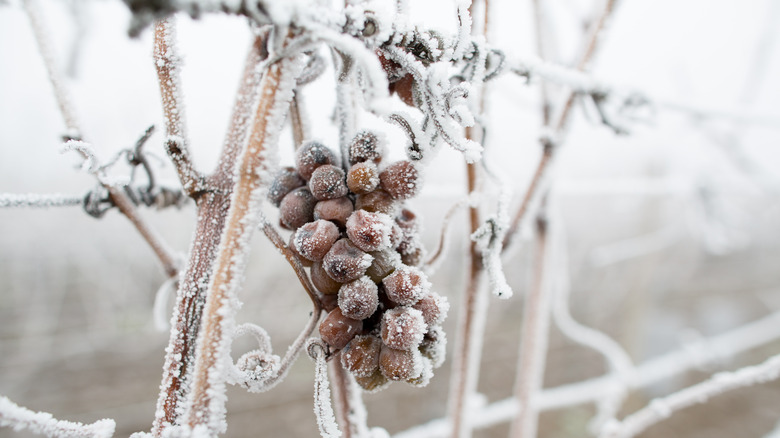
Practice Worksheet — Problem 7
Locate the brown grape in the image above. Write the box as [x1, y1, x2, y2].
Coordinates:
[294, 219, 340, 262]
[380, 160, 420, 200]
[353, 368, 390, 392]
[346, 210, 393, 252]
[279, 187, 317, 230]
[311, 261, 343, 295]
[340, 334, 382, 377]
[338, 276, 379, 320]
[381, 307, 426, 350]
[314, 197, 354, 229]
[383, 265, 429, 306]
[268, 166, 305, 207]
[419, 325, 447, 368]
[379, 346, 422, 381]
[288, 232, 313, 267]
[323, 238, 373, 283]
[347, 162, 380, 194]
[412, 291, 449, 327]
[365, 248, 400, 283]
[319, 307, 362, 350]
[296, 141, 336, 180]
[309, 164, 348, 200]
[355, 189, 397, 215]
[348, 130, 383, 165]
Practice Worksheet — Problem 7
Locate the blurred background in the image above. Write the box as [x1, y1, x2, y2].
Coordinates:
[1, 0, 780, 437]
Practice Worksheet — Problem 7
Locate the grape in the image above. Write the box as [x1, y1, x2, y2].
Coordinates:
[279, 187, 317, 229]
[419, 325, 447, 368]
[379, 160, 420, 200]
[338, 276, 379, 320]
[406, 356, 433, 387]
[346, 210, 393, 252]
[317, 291, 339, 312]
[383, 265, 429, 306]
[355, 189, 397, 215]
[353, 368, 390, 393]
[311, 261, 342, 295]
[294, 219, 339, 262]
[348, 130, 383, 165]
[379, 346, 422, 381]
[340, 334, 382, 377]
[319, 307, 362, 350]
[381, 307, 426, 350]
[365, 248, 401, 283]
[412, 291, 449, 327]
[309, 164, 348, 200]
[268, 166, 305, 207]
[400, 243, 425, 267]
[395, 208, 418, 230]
[288, 233, 312, 268]
[323, 238, 374, 283]
[314, 197, 354, 229]
[347, 162, 379, 194]
[296, 141, 336, 180]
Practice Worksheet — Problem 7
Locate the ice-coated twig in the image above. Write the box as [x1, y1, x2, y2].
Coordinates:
[330, 359, 358, 438]
[23, 0, 81, 140]
[308, 339, 342, 438]
[0, 193, 82, 208]
[548, 205, 634, 434]
[508, 209, 553, 438]
[61, 140, 100, 175]
[153, 19, 205, 197]
[601, 353, 780, 438]
[0, 396, 115, 438]
[393, 310, 780, 438]
[424, 197, 468, 272]
[183, 52, 303, 434]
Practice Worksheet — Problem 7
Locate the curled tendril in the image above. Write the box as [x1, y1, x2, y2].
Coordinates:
[230, 323, 282, 391]
[306, 337, 331, 361]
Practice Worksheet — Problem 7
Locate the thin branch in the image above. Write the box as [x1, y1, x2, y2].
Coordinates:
[22, 0, 81, 140]
[602, 353, 780, 438]
[0, 396, 115, 438]
[424, 198, 468, 271]
[309, 340, 342, 438]
[153, 19, 205, 197]
[508, 210, 552, 438]
[393, 310, 780, 438]
[0, 193, 82, 208]
[184, 53, 302, 433]
[330, 359, 353, 438]
[289, 92, 309, 148]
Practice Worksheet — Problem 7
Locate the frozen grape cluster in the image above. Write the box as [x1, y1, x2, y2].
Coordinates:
[269, 132, 449, 391]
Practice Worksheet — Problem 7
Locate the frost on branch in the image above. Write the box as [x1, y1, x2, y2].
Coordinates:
[307, 339, 342, 438]
[0, 396, 115, 438]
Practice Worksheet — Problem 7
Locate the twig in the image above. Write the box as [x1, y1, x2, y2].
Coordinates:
[184, 52, 302, 433]
[153, 19, 205, 197]
[22, 0, 81, 140]
[424, 198, 468, 271]
[330, 359, 353, 438]
[508, 211, 552, 438]
[0, 193, 83, 208]
[601, 354, 780, 438]
[309, 340, 342, 438]
[0, 396, 115, 438]
[392, 310, 780, 438]
[289, 92, 309, 148]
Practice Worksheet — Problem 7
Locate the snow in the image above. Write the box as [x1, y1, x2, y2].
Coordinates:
[0, 396, 115, 438]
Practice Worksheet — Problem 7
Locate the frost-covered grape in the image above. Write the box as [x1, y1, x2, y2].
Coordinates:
[380, 160, 420, 200]
[338, 276, 379, 320]
[381, 307, 426, 350]
[279, 187, 317, 229]
[355, 190, 397, 215]
[314, 197, 354, 229]
[340, 334, 382, 377]
[395, 208, 418, 230]
[412, 291, 449, 327]
[319, 307, 362, 350]
[309, 164, 348, 200]
[353, 368, 390, 392]
[400, 243, 425, 267]
[296, 141, 336, 180]
[383, 265, 429, 306]
[379, 346, 422, 381]
[419, 325, 447, 368]
[406, 356, 433, 387]
[323, 238, 373, 283]
[289, 233, 313, 267]
[347, 162, 380, 194]
[294, 219, 340, 262]
[311, 261, 342, 295]
[366, 248, 400, 283]
[268, 166, 305, 207]
[346, 210, 393, 252]
[348, 130, 383, 165]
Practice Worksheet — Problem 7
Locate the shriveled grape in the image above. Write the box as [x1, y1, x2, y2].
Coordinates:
[353, 368, 390, 393]
[279, 187, 317, 229]
[314, 197, 354, 229]
[412, 291, 449, 327]
[380, 160, 420, 200]
[319, 307, 362, 350]
[309, 164, 348, 200]
[348, 130, 384, 165]
[381, 307, 426, 350]
[383, 265, 429, 306]
[346, 210, 393, 252]
[340, 334, 382, 377]
[379, 346, 422, 381]
[355, 189, 396, 215]
[347, 162, 379, 194]
[296, 141, 336, 180]
[323, 238, 373, 283]
[311, 260, 343, 295]
[338, 276, 379, 320]
[268, 166, 305, 207]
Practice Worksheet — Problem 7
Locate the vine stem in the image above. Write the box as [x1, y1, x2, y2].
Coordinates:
[153, 35, 268, 436]
[184, 50, 301, 433]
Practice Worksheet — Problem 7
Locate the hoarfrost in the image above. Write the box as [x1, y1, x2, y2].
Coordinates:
[0, 396, 115, 438]
[308, 339, 342, 438]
